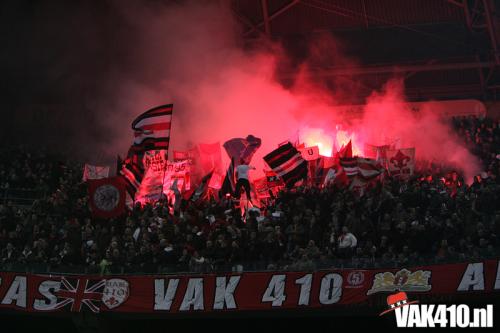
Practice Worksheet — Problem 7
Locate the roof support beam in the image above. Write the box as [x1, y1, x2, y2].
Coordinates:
[445, 0, 464, 7]
[261, 0, 271, 36]
[231, 6, 269, 40]
[463, 0, 473, 30]
[483, 0, 500, 64]
[279, 61, 496, 79]
[243, 0, 300, 37]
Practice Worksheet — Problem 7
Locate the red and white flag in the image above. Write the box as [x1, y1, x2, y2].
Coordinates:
[132, 104, 173, 151]
[357, 157, 383, 179]
[339, 157, 358, 176]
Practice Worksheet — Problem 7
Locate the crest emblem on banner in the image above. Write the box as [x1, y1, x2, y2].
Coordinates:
[367, 269, 431, 295]
[102, 279, 130, 309]
[93, 184, 121, 212]
[88, 177, 126, 219]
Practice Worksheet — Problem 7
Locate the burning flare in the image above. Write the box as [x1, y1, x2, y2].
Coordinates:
[300, 126, 364, 157]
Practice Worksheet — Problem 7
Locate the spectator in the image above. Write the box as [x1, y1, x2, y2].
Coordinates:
[1, 242, 17, 264]
[338, 227, 357, 258]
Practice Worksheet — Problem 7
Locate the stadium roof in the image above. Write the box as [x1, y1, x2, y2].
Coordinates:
[232, 0, 500, 102]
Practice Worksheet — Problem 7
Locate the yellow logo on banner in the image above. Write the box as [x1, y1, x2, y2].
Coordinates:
[367, 268, 431, 295]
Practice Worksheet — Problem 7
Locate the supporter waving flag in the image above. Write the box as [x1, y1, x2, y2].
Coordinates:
[132, 104, 173, 152]
[263, 142, 307, 188]
[220, 135, 262, 196]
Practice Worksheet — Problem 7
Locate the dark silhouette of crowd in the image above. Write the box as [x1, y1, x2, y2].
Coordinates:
[0, 115, 499, 274]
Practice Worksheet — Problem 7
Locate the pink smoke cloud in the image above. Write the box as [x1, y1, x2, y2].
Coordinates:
[100, 1, 480, 181]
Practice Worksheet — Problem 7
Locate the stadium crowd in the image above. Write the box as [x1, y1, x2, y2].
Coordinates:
[0, 116, 499, 274]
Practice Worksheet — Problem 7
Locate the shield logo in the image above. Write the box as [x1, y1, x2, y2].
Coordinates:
[102, 279, 130, 309]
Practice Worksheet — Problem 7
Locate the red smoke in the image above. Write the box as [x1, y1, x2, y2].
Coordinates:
[104, 1, 480, 182]
[358, 80, 480, 182]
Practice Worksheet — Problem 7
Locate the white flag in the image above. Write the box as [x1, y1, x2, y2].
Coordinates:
[299, 146, 320, 161]
[82, 164, 110, 181]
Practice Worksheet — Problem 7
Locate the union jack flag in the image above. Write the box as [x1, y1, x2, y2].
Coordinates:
[55, 277, 106, 313]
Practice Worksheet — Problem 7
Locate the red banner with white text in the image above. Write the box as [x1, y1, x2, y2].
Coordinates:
[0, 259, 499, 315]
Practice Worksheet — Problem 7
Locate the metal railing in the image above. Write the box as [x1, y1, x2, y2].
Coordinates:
[0, 188, 46, 206]
[2, 251, 499, 276]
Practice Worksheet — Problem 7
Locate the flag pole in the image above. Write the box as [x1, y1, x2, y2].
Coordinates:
[161, 105, 173, 204]
[161, 154, 167, 204]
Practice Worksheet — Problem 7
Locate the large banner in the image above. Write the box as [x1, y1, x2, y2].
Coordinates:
[142, 150, 168, 173]
[0, 260, 499, 315]
[163, 160, 190, 192]
[135, 156, 190, 204]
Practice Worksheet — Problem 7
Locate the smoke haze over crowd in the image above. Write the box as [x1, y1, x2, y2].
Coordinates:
[0, 0, 480, 180]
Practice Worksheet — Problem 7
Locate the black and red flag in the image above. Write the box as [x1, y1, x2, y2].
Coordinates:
[118, 146, 145, 203]
[263, 142, 307, 188]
